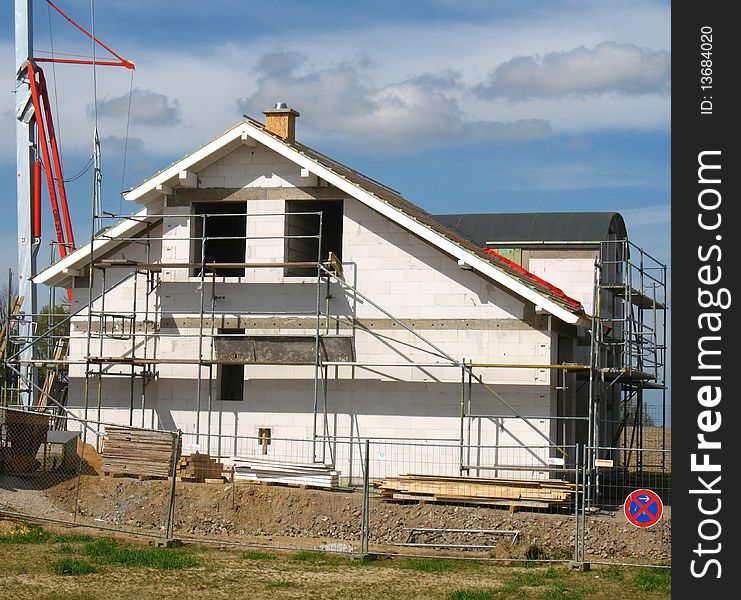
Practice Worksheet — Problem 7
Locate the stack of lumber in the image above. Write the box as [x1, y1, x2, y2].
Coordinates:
[101, 427, 179, 479]
[374, 474, 575, 509]
[229, 457, 339, 489]
[176, 453, 225, 483]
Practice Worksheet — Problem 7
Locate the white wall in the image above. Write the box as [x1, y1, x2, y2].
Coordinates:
[528, 257, 596, 313]
[64, 140, 572, 478]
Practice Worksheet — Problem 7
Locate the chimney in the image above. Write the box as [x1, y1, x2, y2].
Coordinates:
[263, 102, 300, 143]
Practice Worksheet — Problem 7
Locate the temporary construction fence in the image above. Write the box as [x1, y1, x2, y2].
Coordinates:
[0, 407, 670, 567]
[578, 445, 671, 566]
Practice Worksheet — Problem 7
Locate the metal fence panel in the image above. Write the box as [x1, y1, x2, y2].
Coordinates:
[366, 441, 579, 562]
[0, 406, 173, 539]
[171, 434, 363, 554]
[580, 445, 671, 566]
[0, 409, 671, 567]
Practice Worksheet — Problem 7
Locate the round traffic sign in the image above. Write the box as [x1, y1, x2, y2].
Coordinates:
[624, 488, 663, 528]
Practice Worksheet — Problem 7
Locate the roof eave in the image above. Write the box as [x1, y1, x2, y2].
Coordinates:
[34, 207, 155, 286]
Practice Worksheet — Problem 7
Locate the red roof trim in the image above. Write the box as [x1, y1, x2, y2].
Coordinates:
[482, 248, 583, 310]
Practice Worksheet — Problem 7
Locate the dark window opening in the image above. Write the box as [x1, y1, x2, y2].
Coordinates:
[192, 202, 246, 277]
[219, 364, 244, 401]
[284, 200, 343, 277]
[218, 328, 245, 401]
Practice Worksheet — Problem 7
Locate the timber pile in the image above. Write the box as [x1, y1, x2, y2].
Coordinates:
[374, 475, 575, 509]
[101, 427, 179, 479]
[229, 457, 339, 489]
[176, 453, 225, 483]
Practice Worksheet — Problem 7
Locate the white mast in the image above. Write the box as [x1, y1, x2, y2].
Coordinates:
[15, 0, 38, 406]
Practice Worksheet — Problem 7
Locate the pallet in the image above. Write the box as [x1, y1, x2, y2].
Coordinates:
[101, 427, 179, 479]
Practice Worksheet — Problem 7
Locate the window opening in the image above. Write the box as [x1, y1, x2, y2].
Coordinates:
[219, 328, 245, 401]
[284, 200, 343, 277]
[192, 202, 246, 276]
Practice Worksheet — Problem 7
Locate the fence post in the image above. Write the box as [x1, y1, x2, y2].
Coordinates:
[574, 443, 580, 562]
[581, 444, 587, 564]
[361, 438, 370, 555]
[165, 429, 181, 542]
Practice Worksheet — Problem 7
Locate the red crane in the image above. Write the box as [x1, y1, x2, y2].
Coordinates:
[29, 0, 135, 260]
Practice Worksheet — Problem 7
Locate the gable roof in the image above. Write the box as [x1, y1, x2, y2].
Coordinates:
[434, 212, 627, 247]
[37, 117, 588, 325]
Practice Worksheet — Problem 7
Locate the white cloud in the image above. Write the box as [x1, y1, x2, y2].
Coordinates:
[474, 42, 670, 101]
[90, 88, 181, 126]
[0, 1, 671, 163]
[237, 51, 551, 147]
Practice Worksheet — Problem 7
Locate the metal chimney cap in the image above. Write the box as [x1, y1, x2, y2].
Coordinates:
[263, 103, 300, 116]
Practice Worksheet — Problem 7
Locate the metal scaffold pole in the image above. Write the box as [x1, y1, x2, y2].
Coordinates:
[15, 0, 38, 407]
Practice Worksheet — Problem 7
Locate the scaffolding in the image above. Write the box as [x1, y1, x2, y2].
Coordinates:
[589, 239, 668, 473]
[2, 208, 667, 490]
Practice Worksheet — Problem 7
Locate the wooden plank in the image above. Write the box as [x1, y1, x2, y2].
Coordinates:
[374, 474, 574, 509]
[101, 428, 178, 479]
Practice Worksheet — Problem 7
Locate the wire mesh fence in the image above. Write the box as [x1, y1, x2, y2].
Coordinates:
[0, 406, 175, 539]
[0, 406, 671, 567]
[365, 441, 580, 561]
[170, 434, 363, 552]
[579, 446, 671, 566]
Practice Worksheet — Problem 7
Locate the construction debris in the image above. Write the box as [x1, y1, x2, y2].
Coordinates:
[101, 427, 179, 479]
[176, 453, 225, 482]
[229, 457, 339, 489]
[373, 474, 575, 510]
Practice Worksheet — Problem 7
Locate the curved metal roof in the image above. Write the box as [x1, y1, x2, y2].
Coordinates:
[434, 212, 627, 247]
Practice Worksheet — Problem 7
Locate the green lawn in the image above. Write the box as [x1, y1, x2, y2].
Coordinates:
[0, 521, 670, 599]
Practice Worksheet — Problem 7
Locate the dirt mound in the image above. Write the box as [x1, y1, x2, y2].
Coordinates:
[0, 475, 670, 562]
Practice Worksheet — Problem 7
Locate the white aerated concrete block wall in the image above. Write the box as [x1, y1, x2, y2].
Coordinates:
[65, 378, 557, 479]
[198, 145, 308, 189]
[65, 142, 571, 476]
[528, 257, 596, 313]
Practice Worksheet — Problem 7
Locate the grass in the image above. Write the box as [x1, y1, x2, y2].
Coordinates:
[289, 549, 356, 566]
[1, 525, 94, 546]
[446, 591, 495, 600]
[81, 537, 199, 570]
[51, 533, 96, 544]
[242, 549, 278, 560]
[603, 566, 624, 581]
[0, 524, 51, 544]
[264, 580, 298, 589]
[291, 550, 330, 562]
[513, 567, 560, 586]
[401, 558, 459, 573]
[541, 581, 587, 600]
[0, 525, 672, 599]
[634, 568, 671, 593]
[51, 558, 98, 576]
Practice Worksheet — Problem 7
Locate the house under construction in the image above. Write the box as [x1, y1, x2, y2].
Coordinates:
[4, 106, 667, 481]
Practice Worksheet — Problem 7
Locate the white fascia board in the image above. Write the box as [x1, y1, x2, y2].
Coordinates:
[34, 207, 152, 286]
[124, 123, 247, 203]
[240, 124, 582, 325]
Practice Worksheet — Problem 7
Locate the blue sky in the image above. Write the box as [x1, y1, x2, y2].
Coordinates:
[1, 0, 671, 416]
[1, 1, 670, 283]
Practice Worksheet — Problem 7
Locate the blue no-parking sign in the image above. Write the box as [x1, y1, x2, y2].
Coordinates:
[624, 488, 663, 528]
